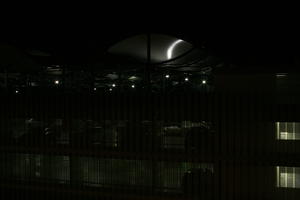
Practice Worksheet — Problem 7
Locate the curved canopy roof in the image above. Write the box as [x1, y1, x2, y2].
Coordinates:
[108, 34, 194, 64]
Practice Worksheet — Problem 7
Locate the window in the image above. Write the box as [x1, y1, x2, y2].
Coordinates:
[157, 162, 213, 192]
[11, 154, 70, 183]
[277, 166, 300, 188]
[79, 157, 152, 187]
[276, 122, 300, 140]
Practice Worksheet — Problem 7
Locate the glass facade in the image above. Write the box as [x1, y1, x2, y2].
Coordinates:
[0, 153, 213, 193]
[10, 154, 70, 183]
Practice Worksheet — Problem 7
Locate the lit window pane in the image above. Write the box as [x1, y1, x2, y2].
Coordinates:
[277, 166, 300, 188]
[276, 122, 300, 140]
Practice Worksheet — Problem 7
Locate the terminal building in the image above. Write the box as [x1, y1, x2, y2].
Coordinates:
[0, 32, 299, 200]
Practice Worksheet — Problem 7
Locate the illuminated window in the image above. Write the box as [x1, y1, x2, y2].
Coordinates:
[277, 166, 300, 188]
[276, 122, 300, 140]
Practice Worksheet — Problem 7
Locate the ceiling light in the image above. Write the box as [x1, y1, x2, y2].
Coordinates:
[106, 73, 119, 80]
[165, 74, 170, 79]
[129, 76, 138, 81]
[54, 80, 60, 85]
[131, 84, 135, 88]
[202, 80, 206, 84]
[276, 73, 288, 77]
[112, 83, 116, 87]
[172, 81, 179, 86]
[185, 77, 189, 82]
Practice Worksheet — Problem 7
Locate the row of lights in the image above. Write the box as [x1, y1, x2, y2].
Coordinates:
[102, 78, 206, 92]
[15, 80, 60, 94]
[93, 83, 136, 92]
[165, 74, 207, 84]
[53, 75, 206, 85]
[15, 76, 207, 93]
[50, 76, 206, 86]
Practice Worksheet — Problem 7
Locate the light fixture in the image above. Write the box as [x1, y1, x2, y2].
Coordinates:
[54, 80, 60, 85]
[106, 73, 118, 80]
[276, 73, 288, 78]
[131, 84, 135, 88]
[165, 74, 170, 79]
[109, 88, 113, 91]
[112, 83, 116, 87]
[94, 87, 97, 91]
[15, 90, 19, 94]
[129, 76, 138, 81]
[202, 80, 206, 84]
[172, 81, 179, 86]
[185, 77, 189, 82]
